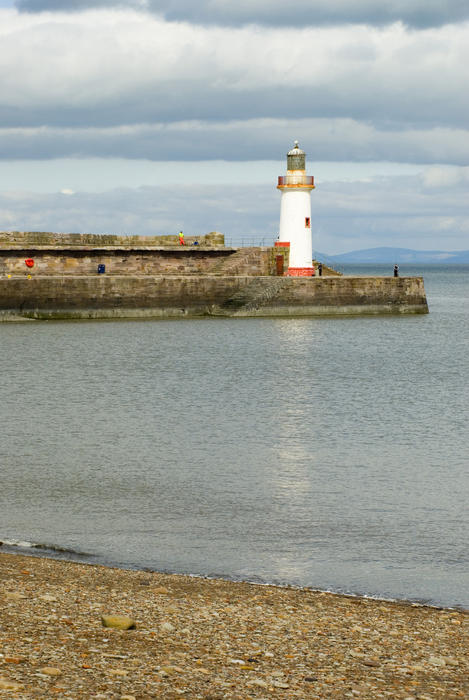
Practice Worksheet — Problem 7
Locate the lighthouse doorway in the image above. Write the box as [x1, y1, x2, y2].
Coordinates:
[275, 255, 285, 276]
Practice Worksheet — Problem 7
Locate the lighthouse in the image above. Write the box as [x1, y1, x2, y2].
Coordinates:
[276, 141, 315, 276]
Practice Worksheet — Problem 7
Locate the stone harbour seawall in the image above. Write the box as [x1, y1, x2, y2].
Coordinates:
[0, 231, 428, 319]
[0, 275, 428, 320]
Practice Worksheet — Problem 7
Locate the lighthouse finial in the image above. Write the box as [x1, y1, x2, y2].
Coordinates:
[294, 140, 299, 149]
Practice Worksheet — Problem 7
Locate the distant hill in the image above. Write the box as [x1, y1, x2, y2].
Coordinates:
[319, 247, 469, 264]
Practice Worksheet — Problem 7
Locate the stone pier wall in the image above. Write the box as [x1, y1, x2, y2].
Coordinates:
[0, 275, 428, 320]
[0, 245, 274, 277]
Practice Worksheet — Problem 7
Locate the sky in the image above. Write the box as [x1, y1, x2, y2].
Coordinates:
[0, 1, 468, 253]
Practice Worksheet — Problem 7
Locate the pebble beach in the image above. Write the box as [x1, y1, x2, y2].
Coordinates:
[0, 552, 467, 699]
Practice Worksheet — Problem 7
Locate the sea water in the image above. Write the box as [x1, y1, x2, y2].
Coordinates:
[0, 265, 468, 608]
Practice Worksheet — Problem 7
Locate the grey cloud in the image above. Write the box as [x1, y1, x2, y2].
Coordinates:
[1, 173, 468, 252]
[0, 79, 465, 132]
[1, 120, 468, 166]
[1, 14, 467, 134]
[314, 173, 469, 251]
[16, 0, 137, 11]
[15, 0, 469, 29]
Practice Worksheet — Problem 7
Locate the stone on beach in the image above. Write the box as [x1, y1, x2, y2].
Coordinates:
[160, 621, 175, 632]
[4, 591, 26, 600]
[247, 679, 269, 688]
[107, 668, 128, 676]
[101, 615, 136, 630]
[39, 666, 62, 676]
[0, 677, 24, 691]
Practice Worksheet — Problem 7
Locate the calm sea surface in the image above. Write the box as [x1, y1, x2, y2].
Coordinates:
[1, 264, 468, 608]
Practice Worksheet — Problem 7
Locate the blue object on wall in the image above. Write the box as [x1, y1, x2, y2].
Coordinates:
[98, 264, 106, 274]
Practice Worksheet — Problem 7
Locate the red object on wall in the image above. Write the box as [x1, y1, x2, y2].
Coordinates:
[25, 258, 35, 268]
[274, 241, 290, 247]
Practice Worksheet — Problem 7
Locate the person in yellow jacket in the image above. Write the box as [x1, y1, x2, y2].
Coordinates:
[178, 231, 185, 245]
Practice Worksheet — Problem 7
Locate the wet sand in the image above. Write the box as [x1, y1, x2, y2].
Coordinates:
[0, 552, 467, 698]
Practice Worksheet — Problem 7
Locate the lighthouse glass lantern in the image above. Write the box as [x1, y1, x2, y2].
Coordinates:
[276, 141, 315, 276]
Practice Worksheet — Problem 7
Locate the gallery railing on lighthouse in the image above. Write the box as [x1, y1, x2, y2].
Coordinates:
[277, 175, 315, 187]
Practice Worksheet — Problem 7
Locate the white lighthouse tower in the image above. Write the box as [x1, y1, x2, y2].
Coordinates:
[276, 141, 315, 276]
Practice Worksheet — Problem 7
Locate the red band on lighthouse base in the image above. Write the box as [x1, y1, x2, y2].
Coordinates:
[286, 267, 315, 277]
[274, 241, 290, 247]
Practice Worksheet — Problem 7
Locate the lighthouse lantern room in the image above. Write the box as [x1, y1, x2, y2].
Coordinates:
[276, 141, 315, 276]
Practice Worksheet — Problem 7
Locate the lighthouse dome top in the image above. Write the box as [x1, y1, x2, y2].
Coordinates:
[287, 140, 306, 171]
[287, 140, 305, 156]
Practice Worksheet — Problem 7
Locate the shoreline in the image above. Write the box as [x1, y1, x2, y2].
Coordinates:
[0, 552, 466, 698]
[2, 543, 467, 614]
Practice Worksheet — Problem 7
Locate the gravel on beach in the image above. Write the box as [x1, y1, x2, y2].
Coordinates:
[0, 552, 467, 699]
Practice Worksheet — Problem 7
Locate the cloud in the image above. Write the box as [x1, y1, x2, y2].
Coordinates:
[0, 119, 468, 166]
[1, 171, 468, 253]
[15, 0, 469, 29]
[421, 165, 469, 189]
[0, 12, 467, 142]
